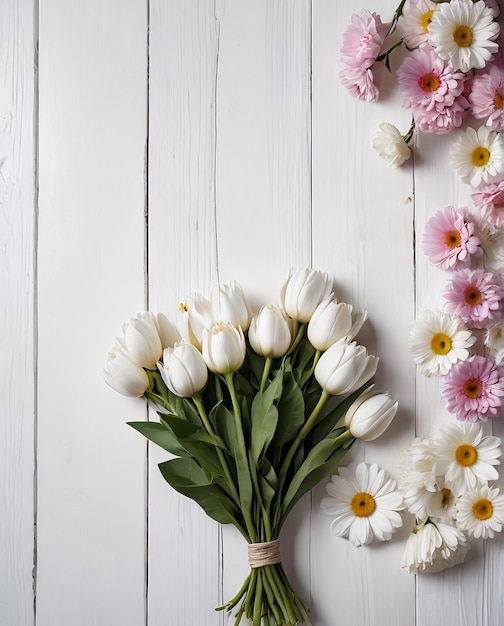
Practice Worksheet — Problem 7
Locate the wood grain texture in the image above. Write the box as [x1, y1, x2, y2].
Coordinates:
[0, 1, 37, 624]
[37, 2, 148, 624]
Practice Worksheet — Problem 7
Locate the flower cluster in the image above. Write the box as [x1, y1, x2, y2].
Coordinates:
[399, 422, 504, 573]
[104, 268, 398, 626]
[340, 0, 504, 174]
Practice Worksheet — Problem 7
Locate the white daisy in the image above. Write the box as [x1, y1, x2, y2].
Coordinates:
[432, 422, 502, 496]
[428, 0, 499, 73]
[399, 0, 439, 49]
[401, 518, 469, 574]
[321, 462, 404, 547]
[456, 484, 504, 539]
[450, 125, 504, 188]
[408, 309, 476, 377]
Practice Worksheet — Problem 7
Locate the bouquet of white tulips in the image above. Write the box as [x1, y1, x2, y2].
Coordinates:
[104, 268, 398, 626]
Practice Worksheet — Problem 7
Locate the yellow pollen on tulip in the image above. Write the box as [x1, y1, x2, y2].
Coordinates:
[420, 9, 435, 32]
[472, 497, 493, 521]
[445, 230, 461, 248]
[455, 444, 478, 467]
[464, 287, 482, 306]
[430, 332, 452, 355]
[463, 379, 482, 398]
[453, 24, 474, 48]
[441, 488, 452, 508]
[418, 72, 440, 92]
[472, 146, 490, 167]
[494, 91, 504, 110]
[179, 302, 188, 312]
[350, 492, 376, 517]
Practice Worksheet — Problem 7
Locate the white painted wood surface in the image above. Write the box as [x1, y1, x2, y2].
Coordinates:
[1, 0, 502, 625]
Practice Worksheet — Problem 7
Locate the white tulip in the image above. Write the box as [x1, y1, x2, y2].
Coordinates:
[314, 339, 379, 395]
[249, 305, 292, 358]
[280, 268, 332, 322]
[212, 281, 252, 331]
[157, 312, 182, 348]
[157, 342, 208, 397]
[202, 322, 246, 375]
[104, 345, 149, 397]
[120, 311, 163, 369]
[178, 293, 215, 350]
[308, 296, 368, 351]
[344, 385, 398, 441]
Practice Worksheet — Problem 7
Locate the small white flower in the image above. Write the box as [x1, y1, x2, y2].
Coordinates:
[450, 126, 504, 188]
[321, 462, 404, 546]
[408, 309, 476, 377]
[372, 122, 412, 168]
[428, 0, 499, 73]
[456, 484, 504, 539]
[431, 422, 502, 496]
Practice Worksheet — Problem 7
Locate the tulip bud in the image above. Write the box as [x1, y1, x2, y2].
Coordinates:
[249, 305, 292, 358]
[104, 345, 149, 397]
[120, 311, 163, 369]
[212, 281, 252, 331]
[157, 312, 182, 348]
[314, 339, 379, 395]
[178, 293, 215, 350]
[308, 296, 368, 351]
[280, 268, 332, 322]
[202, 322, 246, 374]
[157, 342, 208, 397]
[344, 385, 398, 441]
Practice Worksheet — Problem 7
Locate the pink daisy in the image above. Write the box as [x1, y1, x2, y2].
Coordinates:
[340, 10, 389, 70]
[444, 268, 504, 329]
[423, 206, 480, 269]
[442, 355, 504, 422]
[469, 64, 504, 131]
[472, 180, 504, 228]
[339, 65, 380, 102]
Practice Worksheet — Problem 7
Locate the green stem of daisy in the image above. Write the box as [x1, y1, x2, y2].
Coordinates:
[403, 117, 416, 144]
[387, 0, 407, 36]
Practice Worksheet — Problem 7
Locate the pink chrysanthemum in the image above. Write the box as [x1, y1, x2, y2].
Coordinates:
[414, 97, 469, 134]
[472, 180, 504, 228]
[469, 64, 504, 132]
[422, 206, 480, 269]
[442, 355, 504, 422]
[444, 268, 504, 329]
[339, 65, 380, 102]
[340, 10, 389, 70]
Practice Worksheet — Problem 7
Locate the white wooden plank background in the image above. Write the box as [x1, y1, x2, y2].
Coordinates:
[1, 0, 503, 625]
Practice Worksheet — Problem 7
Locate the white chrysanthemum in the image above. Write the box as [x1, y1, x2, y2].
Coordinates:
[401, 519, 469, 574]
[321, 462, 404, 547]
[399, 0, 439, 49]
[456, 485, 504, 539]
[450, 125, 504, 188]
[428, 0, 499, 72]
[371, 122, 412, 168]
[432, 422, 502, 496]
[408, 309, 476, 377]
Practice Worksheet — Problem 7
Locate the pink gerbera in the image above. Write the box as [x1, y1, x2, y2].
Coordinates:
[472, 180, 504, 228]
[442, 355, 504, 422]
[444, 268, 504, 329]
[423, 206, 480, 269]
[340, 10, 389, 70]
[469, 64, 504, 132]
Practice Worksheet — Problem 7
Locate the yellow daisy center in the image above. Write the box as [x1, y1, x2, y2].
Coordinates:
[350, 492, 376, 517]
[472, 497, 493, 521]
[445, 230, 461, 248]
[453, 24, 474, 48]
[430, 332, 452, 355]
[464, 287, 482, 306]
[418, 72, 440, 93]
[455, 444, 478, 467]
[420, 9, 435, 33]
[441, 488, 452, 508]
[463, 379, 482, 398]
[495, 92, 504, 110]
[472, 147, 490, 167]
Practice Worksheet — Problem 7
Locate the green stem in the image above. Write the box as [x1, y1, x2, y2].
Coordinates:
[285, 322, 306, 357]
[225, 372, 257, 543]
[260, 357, 273, 392]
[387, 0, 407, 36]
[403, 117, 416, 144]
[193, 395, 241, 509]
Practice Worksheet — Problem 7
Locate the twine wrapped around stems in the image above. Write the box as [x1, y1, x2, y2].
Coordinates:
[247, 540, 281, 568]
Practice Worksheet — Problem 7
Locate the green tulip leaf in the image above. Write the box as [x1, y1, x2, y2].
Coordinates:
[127, 421, 189, 457]
[250, 370, 282, 462]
